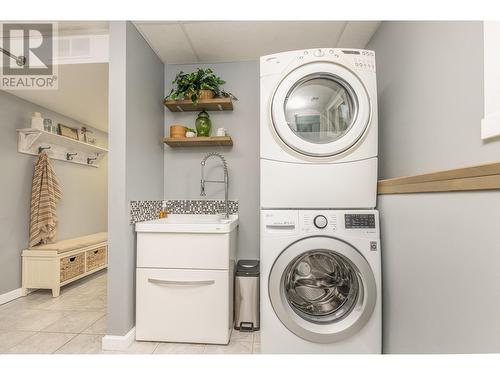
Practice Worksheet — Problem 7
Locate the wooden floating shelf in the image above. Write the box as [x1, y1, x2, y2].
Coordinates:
[164, 97, 233, 112]
[163, 136, 233, 148]
[378, 161, 500, 194]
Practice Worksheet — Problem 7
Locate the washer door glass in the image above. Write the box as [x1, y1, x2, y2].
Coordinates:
[284, 74, 356, 145]
[268, 236, 377, 344]
[284, 250, 359, 324]
[271, 62, 371, 157]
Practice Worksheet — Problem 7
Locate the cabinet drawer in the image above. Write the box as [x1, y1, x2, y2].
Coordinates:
[137, 232, 230, 269]
[86, 246, 107, 272]
[136, 268, 231, 344]
[60, 253, 85, 282]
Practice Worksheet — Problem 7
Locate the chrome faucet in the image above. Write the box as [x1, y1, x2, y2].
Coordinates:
[200, 152, 230, 219]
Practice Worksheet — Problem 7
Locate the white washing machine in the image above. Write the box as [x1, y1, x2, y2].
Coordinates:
[260, 48, 378, 209]
[260, 209, 381, 354]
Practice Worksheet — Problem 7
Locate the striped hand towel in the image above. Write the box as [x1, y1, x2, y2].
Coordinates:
[29, 153, 63, 247]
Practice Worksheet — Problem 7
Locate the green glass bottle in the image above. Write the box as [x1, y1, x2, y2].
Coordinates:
[195, 110, 212, 137]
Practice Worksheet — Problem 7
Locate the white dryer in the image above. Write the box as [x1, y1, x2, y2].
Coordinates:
[260, 209, 381, 354]
[260, 48, 378, 209]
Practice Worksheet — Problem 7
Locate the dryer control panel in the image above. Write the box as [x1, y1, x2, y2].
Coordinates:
[342, 49, 376, 72]
[260, 48, 376, 76]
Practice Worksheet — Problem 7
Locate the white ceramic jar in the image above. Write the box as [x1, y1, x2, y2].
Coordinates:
[31, 112, 44, 131]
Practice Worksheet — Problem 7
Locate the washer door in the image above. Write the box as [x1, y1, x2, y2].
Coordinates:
[269, 236, 377, 343]
[271, 62, 371, 157]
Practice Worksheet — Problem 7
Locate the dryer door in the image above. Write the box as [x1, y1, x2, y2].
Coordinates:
[271, 62, 371, 157]
[269, 236, 377, 343]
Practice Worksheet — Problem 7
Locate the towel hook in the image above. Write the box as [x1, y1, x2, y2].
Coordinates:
[87, 156, 97, 165]
[38, 146, 51, 154]
[66, 152, 78, 161]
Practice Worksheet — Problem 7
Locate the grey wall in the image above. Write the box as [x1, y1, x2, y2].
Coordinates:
[164, 62, 259, 260]
[107, 21, 164, 336]
[378, 192, 500, 353]
[370, 21, 494, 180]
[368, 21, 500, 353]
[0, 90, 107, 295]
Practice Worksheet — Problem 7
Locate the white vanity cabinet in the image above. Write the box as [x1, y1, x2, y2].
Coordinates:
[135, 215, 238, 345]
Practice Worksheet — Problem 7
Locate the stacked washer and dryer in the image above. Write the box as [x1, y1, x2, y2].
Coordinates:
[259, 48, 381, 354]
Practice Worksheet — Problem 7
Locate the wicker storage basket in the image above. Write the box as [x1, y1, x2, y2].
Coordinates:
[60, 253, 85, 282]
[86, 246, 107, 272]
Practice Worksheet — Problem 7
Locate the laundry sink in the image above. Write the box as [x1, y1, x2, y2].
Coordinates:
[135, 213, 238, 344]
[135, 214, 239, 233]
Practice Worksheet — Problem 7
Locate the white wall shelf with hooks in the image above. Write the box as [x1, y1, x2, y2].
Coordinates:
[16, 128, 108, 167]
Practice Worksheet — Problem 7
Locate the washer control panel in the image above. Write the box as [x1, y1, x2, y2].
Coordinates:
[263, 210, 379, 238]
[300, 211, 337, 233]
[345, 213, 376, 229]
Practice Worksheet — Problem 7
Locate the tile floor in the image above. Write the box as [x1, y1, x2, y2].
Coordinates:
[0, 271, 260, 354]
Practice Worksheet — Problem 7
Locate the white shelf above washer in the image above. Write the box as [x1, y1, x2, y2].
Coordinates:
[16, 128, 108, 167]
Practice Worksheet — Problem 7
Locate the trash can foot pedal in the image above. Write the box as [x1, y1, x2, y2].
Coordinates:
[238, 322, 254, 332]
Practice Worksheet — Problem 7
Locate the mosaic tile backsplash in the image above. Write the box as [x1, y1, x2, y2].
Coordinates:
[130, 200, 163, 224]
[129, 199, 239, 224]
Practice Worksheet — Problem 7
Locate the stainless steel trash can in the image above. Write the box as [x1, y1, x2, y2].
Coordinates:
[234, 260, 260, 331]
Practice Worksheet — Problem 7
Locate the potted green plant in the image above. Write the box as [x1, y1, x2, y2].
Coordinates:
[166, 68, 238, 104]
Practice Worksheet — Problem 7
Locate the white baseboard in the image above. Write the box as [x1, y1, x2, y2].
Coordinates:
[0, 288, 36, 305]
[0, 288, 23, 305]
[102, 327, 136, 351]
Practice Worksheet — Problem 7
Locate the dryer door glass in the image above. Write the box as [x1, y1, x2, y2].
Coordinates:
[284, 250, 360, 324]
[284, 74, 357, 145]
[271, 61, 371, 157]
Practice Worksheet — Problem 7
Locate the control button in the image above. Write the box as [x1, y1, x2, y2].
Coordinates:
[314, 49, 324, 57]
[313, 215, 328, 229]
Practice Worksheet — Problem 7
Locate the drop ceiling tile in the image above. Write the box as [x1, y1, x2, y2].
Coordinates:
[136, 22, 198, 64]
[337, 21, 381, 48]
[134, 21, 381, 64]
[183, 21, 348, 62]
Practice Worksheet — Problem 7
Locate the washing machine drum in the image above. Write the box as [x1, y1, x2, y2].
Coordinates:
[271, 62, 371, 157]
[269, 236, 377, 343]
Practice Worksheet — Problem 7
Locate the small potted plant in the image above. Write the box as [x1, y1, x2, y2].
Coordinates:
[165, 68, 237, 104]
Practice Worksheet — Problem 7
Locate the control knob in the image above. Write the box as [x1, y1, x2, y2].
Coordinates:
[314, 49, 324, 57]
[313, 215, 328, 229]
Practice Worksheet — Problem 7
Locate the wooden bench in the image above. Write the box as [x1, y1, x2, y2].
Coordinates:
[21, 232, 107, 297]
